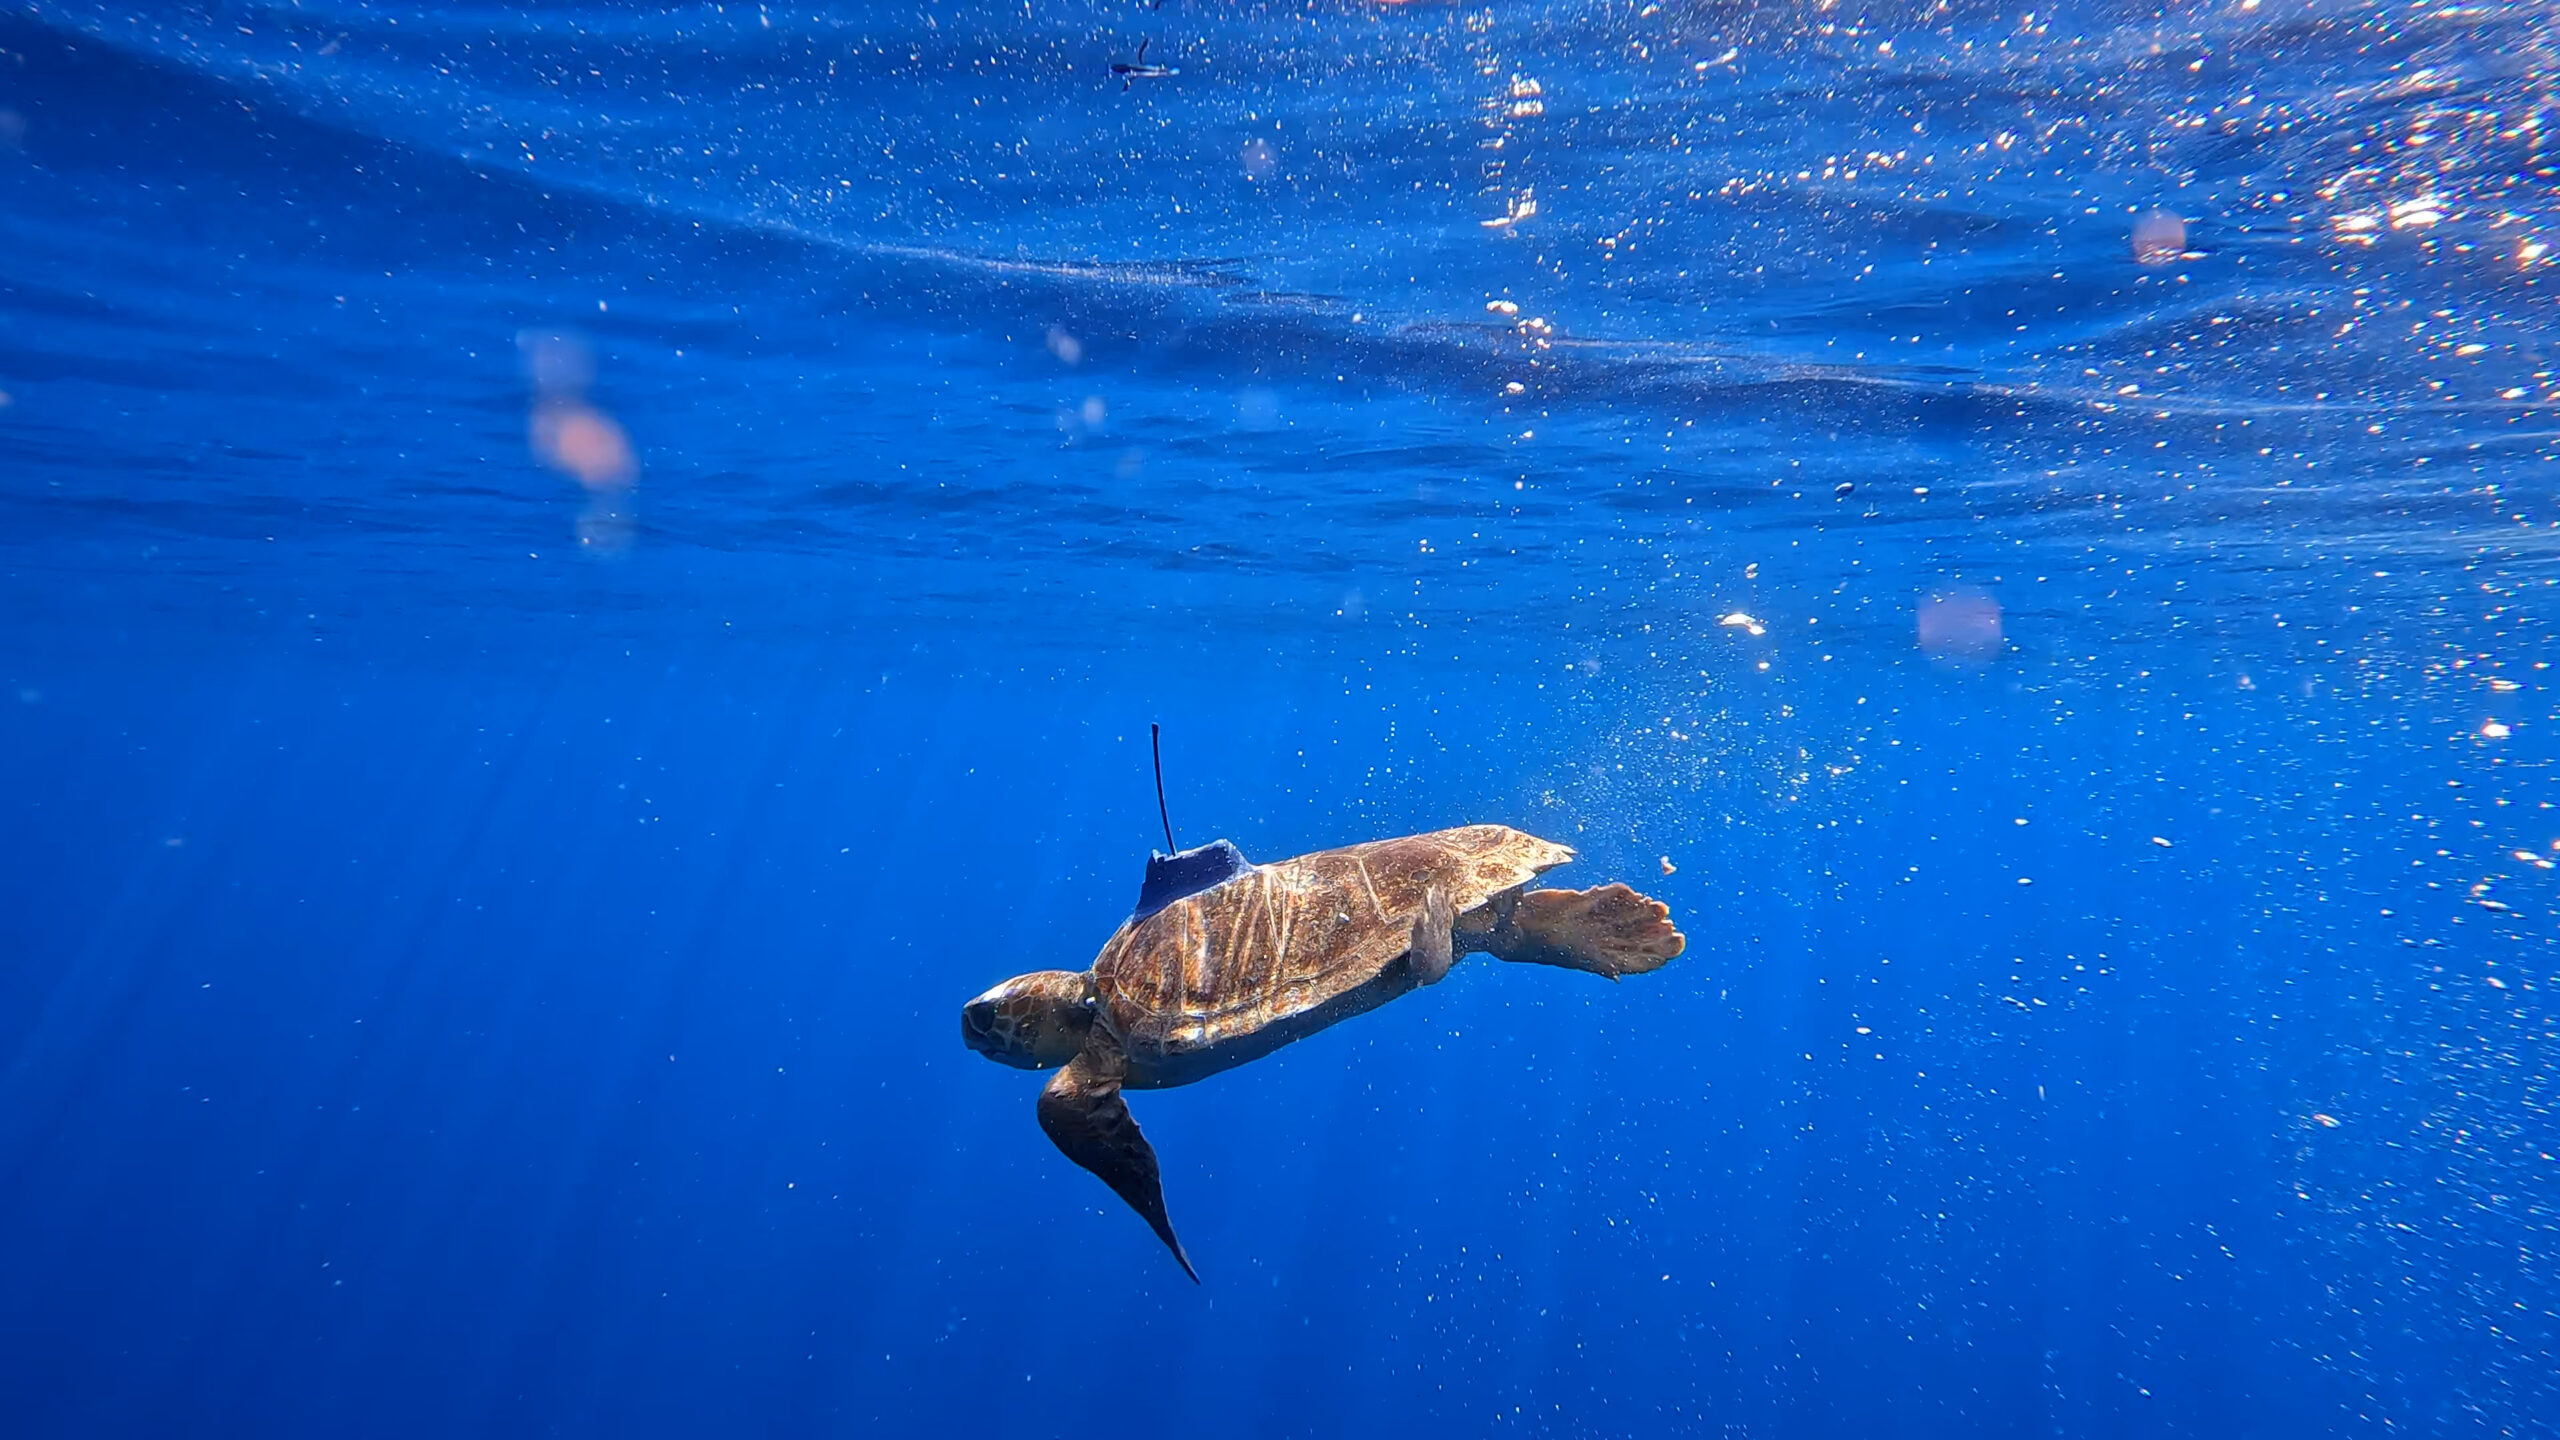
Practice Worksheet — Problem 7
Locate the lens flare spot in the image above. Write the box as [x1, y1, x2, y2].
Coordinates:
[2131, 210, 2186, 267]
[531, 399, 637, 492]
[1918, 589, 2003, 664]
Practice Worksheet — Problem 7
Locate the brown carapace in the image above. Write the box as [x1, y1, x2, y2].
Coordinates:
[961, 825, 1684, 1281]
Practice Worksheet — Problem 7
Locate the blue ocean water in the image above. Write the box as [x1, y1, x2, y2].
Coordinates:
[3, 0, 2557, 1433]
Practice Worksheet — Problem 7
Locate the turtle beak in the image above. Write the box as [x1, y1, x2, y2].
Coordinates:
[960, 997, 1004, 1058]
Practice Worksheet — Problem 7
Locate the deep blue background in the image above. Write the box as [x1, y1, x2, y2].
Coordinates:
[4, 3, 2557, 1435]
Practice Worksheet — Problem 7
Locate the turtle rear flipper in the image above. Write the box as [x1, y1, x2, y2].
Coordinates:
[1038, 1043, 1199, 1282]
[1482, 884, 1684, 979]
[1410, 886, 1456, 985]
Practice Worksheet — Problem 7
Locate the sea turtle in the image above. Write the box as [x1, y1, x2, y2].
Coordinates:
[961, 825, 1685, 1280]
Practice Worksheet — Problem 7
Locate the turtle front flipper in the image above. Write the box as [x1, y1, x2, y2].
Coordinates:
[1037, 1040, 1199, 1283]
[1478, 884, 1684, 979]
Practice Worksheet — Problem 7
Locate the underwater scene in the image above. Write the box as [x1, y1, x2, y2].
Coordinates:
[2, 0, 2556, 1434]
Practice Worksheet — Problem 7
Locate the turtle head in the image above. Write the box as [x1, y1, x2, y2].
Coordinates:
[961, 970, 1096, 1070]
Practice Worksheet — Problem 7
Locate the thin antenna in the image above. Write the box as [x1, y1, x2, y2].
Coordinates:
[1150, 723, 1176, 854]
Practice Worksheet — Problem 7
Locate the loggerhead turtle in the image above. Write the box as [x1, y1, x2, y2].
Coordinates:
[961, 825, 1684, 1280]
